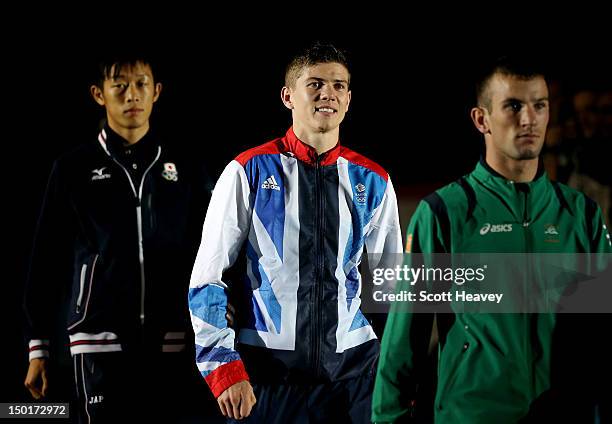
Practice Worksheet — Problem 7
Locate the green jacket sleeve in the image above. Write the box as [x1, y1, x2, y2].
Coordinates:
[589, 204, 612, 253]
[372, 198, 448, 423]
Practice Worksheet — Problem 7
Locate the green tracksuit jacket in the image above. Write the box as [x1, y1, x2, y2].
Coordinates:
[372, 160, 612, 423]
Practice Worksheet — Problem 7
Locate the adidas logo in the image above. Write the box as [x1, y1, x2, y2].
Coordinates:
[261, 175, 281, 191]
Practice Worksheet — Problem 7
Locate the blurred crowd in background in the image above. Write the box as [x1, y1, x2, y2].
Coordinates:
[543, 81, 612, 227]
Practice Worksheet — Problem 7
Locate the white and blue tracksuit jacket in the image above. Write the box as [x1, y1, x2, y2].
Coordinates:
[189, 128, 402, 397]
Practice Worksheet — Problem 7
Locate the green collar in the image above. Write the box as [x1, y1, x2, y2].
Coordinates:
[472, 158, 549, 195]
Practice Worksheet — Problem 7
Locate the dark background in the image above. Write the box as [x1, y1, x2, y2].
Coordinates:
[3, 15, 611, 411]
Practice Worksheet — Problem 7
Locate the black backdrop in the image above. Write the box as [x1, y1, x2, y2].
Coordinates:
[3, 19, 612, 406]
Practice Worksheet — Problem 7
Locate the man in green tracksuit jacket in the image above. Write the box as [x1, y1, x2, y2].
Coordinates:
[372, 57, 612, 423]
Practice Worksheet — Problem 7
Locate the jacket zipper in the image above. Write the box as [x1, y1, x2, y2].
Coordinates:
[110, 147, 161, 324]
[312, 157, 324, 377]
[519, 185, 535, 401]
[522, 187, 530, 229]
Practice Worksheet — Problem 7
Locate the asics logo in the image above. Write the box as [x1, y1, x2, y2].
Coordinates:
[480, 223, 512, 235]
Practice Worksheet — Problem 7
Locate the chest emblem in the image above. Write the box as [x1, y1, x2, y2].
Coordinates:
[162, 162, 178, 182]
[91, 167, 111, 181]
[355, 183, 367, 204]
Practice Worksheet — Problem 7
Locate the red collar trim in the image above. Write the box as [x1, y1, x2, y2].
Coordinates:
[283, 127, 341, 166]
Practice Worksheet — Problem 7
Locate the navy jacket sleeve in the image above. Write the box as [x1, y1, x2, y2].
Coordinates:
[23, 159, 76, 360]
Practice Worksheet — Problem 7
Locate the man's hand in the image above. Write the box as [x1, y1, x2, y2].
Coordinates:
[226, 303, 236, 328]
[24, 358, 48, 399]
[217, 380, 256, 420]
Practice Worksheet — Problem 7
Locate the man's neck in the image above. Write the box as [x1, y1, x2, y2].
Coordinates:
[108, 122, 149, 146]
[292, 123, 339, 155]
[485, 152, 539, 182]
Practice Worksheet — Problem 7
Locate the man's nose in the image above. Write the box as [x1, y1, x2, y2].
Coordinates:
[520, 105, 537, 126]
[319, 85, 336, 101]
[125, 84, 140, 102]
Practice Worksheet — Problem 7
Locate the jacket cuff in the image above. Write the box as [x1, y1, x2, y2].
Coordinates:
[28, 339, 50, 361]
[205, 360, 250, 398]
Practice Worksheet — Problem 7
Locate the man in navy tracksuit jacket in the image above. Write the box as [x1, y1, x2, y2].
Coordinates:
[23, 54, 213, 422]
[189, 43, 403, 422]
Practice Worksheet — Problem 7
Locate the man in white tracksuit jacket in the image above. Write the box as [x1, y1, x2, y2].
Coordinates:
[189, 42, 402, 423]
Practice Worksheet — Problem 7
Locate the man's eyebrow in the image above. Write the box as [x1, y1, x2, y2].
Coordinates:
[110, 73, 149, 81]
[306, 77, 349, 84]
[502, 96, 549, 103]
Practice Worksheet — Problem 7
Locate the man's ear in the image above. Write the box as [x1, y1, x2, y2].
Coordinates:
[281, 86, 293, 110]
[153, 82, 162, 103]
[90, 85, 105, 106]
[346, 90, 352, 112]
[470, 106, 489, 134]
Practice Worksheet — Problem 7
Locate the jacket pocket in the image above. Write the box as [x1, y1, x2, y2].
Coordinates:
[76, 263, 88, 313]
[68, 254, 99, 330]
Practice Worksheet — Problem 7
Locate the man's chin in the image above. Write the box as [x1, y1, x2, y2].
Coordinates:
[515, 147, 542, 161]
[315, 116, 344, 131]
[516, 153, 539, 161]
[315, 123, 340, 134]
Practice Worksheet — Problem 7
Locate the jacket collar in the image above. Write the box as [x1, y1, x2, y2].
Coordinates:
[283, 127, 342, 166]
[97, 124, 159, 160]
[473, 156, 548, 193]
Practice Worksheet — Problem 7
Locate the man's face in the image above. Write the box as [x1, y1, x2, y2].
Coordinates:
[92, 62, 161, 132]
[481, 73, 549, 161]
[285, 62, 351, 134]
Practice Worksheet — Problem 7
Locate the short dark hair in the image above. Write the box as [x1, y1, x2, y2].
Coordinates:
[475, 55, 547, 111]
[285, 42, 350, 88]
[93, 52, 158, 88]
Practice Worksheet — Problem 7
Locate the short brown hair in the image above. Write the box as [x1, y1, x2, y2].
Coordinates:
[285, 42, 350, 88]
[476, 55, 547, 111]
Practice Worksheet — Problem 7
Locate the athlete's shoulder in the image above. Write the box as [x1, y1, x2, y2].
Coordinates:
[431, 175, 472, 209]
[552, 179, 588, 201]
[338, 146, 388, 181]
[408, 175, 472, 228]
[549, 179, 601, 218]
[234, 138, 287, 166]
[55, 138, 103, 168]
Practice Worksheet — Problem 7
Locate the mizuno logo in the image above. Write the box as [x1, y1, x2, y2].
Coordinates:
[261, 175, 280, 191]
[480, 223, 513, 235]
[91, 167, 111, 181]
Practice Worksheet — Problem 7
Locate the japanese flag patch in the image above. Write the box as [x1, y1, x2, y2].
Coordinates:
[162, 162, 178, 181]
